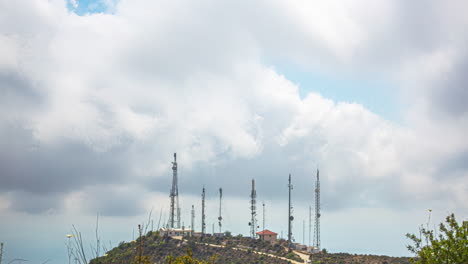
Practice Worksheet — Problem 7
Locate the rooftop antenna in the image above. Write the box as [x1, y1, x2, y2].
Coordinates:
[313, 169, 321, 250]
[201, 186, 206, 237]
[288, 174, 294, 250]
[262, 202, 265, 240]
[169, 153, 180, 228]
[249, 179, 258, 239]
[191, 205, 195, 232]
[218, 188, 223, 234]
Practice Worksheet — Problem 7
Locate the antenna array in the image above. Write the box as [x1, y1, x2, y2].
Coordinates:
[191, 205, 195, 232]
[313, 169, 321, 250]
[218, 188, 223, 233]
[288, 174, 294, 249]
[202, 187, 206, 237]
[169, 153, 180, 228]
[249, 179, 258, 238]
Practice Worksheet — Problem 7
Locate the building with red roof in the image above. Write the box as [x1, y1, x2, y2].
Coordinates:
[256, 229, 278, 243]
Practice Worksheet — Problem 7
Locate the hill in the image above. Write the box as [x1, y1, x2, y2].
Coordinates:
[90, 231, 295, 264]
[89, 231, 412, 264]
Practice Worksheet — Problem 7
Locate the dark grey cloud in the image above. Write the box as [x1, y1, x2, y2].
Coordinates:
[0, 71, 45, 111]
[6, 190, 63, 214]
[79, 185, 148, 217]
[431, 56, 468, 117]
[0, 119, 134, 214]
[0, 124, 130, 194]
[438, 150, 468, 175]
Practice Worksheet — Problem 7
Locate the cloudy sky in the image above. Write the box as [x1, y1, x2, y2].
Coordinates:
[1, 0, 468, 263]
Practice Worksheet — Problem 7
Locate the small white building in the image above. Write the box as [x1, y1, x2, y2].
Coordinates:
[307, 246, 321, 253]
[293, 243, 307, 251]
[213, 232, 225, 238]
[159, 228, 193, 237]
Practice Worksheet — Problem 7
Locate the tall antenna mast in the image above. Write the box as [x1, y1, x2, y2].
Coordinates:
[0, 242, 3, 264]
[288, 174, 294, 250]
[191, 205, 195, 232]
[309, 205, 312, 246]
[262, 202, 265, 240]
[202, 187, 206, 237]
[249, 179, 257, 239]
[218, 188, 223, 234]
[313, 169, 321, 250]
[169, 153, 180, 228]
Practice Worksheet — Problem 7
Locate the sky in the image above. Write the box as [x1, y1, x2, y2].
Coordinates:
[1, 0, 468, 263]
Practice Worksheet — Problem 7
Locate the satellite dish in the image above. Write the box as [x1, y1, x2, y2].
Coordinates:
[218, 216, 222, 220]
[248, 222, 251, 226]
[290, 216, 294, 221]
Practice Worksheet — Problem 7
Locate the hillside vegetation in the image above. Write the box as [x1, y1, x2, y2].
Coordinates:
[90, 231, 414, 264]
[90, 231, 293, 264]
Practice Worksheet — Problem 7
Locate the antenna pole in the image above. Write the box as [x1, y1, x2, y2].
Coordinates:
[218, 188, 223, 234]
[288, 174, 294, 250]
[309, 205, 312, 246]
[262, 202, 265, 240]
[191, 205, 195, 234]
[0, 242, 3, 264]
[249, 179, 257, 239]
[169, 153, 180, 228]
[314, 169, 321, 250]
[202, 187, 206, 237]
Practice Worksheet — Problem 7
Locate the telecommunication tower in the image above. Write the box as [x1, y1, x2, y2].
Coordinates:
[308, 205, 312, 246]
[191, 205, 195, 232]
[218, 188, 223, 233]
[248, 179, 258, 238]
[287, 174, 294, 249]
[262, 202, 265, 240]
[313, 169, 321, 250]
[201, 187, 206, 237]
[169, 153, 180, 228]
[0, 242, 3, 264]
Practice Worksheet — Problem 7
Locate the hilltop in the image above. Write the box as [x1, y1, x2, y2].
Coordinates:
[90, 231, 296, 264]
[89, 231, 412, 264]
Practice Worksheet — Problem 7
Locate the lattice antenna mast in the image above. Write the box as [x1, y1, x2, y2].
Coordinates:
[313, 169, 321, 249]
[191, 205, 195, 232]
[262, 202, 265, 240]
[175, 154, 180, 228]
[288, 174, 294, 249]
[0, 242, 3, 264]
[169, 153, 180, 228]
[201, 187, 206, 237]
[218, 188, 223, 233]
[309, 205, 312, 246]
[249, 179, 257, 238]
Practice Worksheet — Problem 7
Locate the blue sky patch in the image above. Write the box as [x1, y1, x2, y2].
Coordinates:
[273, 63, 401, 122]
[67, 0, 112, 15]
